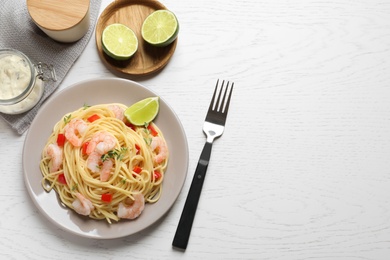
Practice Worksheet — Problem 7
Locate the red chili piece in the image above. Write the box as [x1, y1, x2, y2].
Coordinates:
[58, 173, 67, 185]
[82, 142, 89, 155]
[126, 121, 136, 131]
[133, 166, 142, 174]
[57, 133, 66, 147]
[147, 124, 158, 136]
[153, 170, 161, 181]
[87, 114, 100, 122]
[101, 193, 112, 203]
[135, 144, 140, 155]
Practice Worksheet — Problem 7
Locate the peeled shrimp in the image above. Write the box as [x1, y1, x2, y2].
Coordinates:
[150, 136, 168, 164]
[64, 118, 87, 147]
[86, 151, 101, 173]
[108, 104, 125, 121]
[72, 192, 94, 216]
[46, 143, 63, 172]
[100, 159, 113, 182]
[117, 193, 145, 220]
[86, 131, 116, 155]
[86, 151, 113, 181]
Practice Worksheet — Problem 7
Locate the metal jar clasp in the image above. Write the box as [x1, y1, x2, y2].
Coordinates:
[35, 62, 57, 82]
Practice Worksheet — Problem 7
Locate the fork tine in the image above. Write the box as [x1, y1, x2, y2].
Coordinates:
[208, 79, 219, 112]
[223, 82, 233, 114]
[215, 80, 225, 112]
[210, 79, 232, 112]
[206, 79, 234, 125]
[216, 80, 234, 114]
[219, 81, 234, 113]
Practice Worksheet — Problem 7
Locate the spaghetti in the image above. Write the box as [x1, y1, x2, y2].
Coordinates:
[40, 103, 168, 223]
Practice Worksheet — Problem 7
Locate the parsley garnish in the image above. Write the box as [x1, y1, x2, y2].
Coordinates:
[101, 147, 128, 162]
[83, 103, 91, 110]
[63, 114, 71, 124]
[143, 137, 152, 146]
[143, 122, 150, 134]
[71, 183, 78, 191]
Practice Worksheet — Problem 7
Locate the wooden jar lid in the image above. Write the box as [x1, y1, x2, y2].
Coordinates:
[27, 0, 90, 31]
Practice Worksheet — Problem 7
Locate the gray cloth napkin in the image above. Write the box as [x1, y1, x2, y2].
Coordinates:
[0, 0, 102, 135]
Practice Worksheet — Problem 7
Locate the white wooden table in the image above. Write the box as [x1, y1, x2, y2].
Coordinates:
[1, 0, 390, 259]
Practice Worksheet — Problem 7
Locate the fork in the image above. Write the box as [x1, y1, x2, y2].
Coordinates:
[172, 79, 234, 250]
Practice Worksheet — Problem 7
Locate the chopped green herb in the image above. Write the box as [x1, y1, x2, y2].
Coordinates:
[101, 153, 109, 162]
[143, 122, 150, 134]
[71, 183, 78, 191]
[143, 137, 152, 146]
[63, 114, 72, 124]
[101, 147, 128, 161]
[83, 103, 91, 110]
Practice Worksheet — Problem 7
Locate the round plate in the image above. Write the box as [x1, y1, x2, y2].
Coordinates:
[95, 0, 178, 76]
[23, 78, 188, 239]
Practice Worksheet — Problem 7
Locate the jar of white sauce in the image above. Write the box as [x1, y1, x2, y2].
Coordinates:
[0, 49, 56, 114]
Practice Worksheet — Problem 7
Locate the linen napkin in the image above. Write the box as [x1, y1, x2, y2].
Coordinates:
[0, 0, 102, 135]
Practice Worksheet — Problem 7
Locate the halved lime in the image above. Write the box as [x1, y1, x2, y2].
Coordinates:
[124, 97, 160, 126]
[141, 10, 179, 47]
[102, 23, 138, 60]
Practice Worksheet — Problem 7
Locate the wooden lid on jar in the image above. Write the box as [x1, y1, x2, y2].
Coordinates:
[27, 0, 90, 31]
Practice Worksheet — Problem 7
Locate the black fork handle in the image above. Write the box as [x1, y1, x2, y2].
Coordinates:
[172, 141, 212, 250]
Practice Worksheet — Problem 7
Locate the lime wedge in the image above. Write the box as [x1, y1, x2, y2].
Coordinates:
[124, 97, 160, 126]
[102, 23, 138, 60]
[141, 10, 179, 47]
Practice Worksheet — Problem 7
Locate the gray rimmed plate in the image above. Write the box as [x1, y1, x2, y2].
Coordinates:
[23, 78, 188, 239]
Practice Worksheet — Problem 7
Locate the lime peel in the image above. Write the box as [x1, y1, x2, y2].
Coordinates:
[124, 97, 160, 126]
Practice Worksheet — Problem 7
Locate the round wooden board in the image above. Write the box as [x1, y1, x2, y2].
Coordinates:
[95, 0, 177, 76]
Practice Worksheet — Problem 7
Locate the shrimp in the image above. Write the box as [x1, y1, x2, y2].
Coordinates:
[150, 136, 168, 164]
[46, 143, 63, 172]
[64, 118, 87, 147]
[117, 193, 145, 220]
[87, 151, 101, 173]
[86, 131, 116, 155]
[72, 192, 94, 216]
[108, 104, 125, 121]
[100, 159, 114, 182]
[87, 151, 114, 181]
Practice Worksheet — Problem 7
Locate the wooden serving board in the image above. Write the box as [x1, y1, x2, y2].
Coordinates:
[95, 0, 177, 76]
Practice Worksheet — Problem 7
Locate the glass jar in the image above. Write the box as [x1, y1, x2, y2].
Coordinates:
[0, 49, 56, 114]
